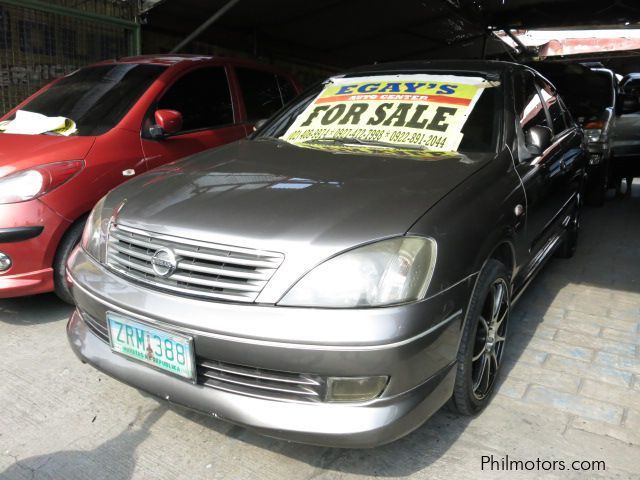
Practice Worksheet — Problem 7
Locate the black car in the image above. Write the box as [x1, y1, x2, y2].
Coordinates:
[531, 62, 617, 205]
[67, 60, 586, 447]
[612, 72, 640, 192]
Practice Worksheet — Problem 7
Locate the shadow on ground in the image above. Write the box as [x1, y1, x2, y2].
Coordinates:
[1, 406, 166, 480]
[0, 293, 73, 325]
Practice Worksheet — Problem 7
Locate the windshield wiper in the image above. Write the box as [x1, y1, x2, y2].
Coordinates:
[302, 137, 431, 151]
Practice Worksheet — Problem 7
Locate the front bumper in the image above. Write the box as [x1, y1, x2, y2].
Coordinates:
[586, 141, 610, 167]
[67, 248, 473, 447]
[0, 200, 70, 298]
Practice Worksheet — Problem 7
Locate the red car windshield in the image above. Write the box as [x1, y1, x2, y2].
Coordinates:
[13, 64, 166, 136]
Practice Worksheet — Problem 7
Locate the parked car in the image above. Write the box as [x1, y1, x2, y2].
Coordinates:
[612, 72, 640, 191]
[531, 62, 617, 205]
[0, 54, 300, 302]
[67, 60, 586, 447]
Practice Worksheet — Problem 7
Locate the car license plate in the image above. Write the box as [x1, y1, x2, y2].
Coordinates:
[107, 312, 195, 380]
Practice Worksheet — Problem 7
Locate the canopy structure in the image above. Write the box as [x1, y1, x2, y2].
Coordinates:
[141, 0, 640, 70]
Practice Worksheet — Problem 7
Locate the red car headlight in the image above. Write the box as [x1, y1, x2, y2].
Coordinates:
[0, 160, 84, 204]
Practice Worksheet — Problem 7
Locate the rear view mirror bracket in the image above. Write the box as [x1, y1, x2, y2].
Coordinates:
[148, 125, 166, 140]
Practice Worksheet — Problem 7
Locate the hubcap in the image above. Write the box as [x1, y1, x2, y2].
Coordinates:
[471, 278, 509, 400]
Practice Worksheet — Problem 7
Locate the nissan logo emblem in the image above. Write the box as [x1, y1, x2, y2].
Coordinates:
[150, 248, 177, 277]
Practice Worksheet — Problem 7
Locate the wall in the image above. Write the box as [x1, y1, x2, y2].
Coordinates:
[0, 0, 137, 114]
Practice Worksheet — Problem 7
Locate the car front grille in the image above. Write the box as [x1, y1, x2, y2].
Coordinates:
[197, 360, 325, 403]
[106, 224, 284, 303]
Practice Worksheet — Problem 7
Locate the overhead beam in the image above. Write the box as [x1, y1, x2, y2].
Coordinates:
[170, 0, 242, 53]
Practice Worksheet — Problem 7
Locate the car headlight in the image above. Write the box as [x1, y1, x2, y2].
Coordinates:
[81, 196, 110, 263]
[280, 236, 437, 308]
[0, 161, 83, 204]
[584, 128, 602, 143]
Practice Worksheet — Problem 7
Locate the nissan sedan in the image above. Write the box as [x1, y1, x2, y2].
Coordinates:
[67, 60, 586, 447]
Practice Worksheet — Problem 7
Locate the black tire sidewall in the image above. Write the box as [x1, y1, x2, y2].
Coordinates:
[53, 219, 86, 304]
[452, 259, 510, 415]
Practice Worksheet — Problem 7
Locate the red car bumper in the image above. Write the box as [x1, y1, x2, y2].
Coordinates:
[0, 199, 70, 298]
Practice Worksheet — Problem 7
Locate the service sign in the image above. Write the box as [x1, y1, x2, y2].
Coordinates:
[282, 74, 492, 152]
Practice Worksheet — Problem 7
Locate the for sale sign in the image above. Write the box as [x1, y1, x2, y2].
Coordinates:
[281, 74, 495, 152]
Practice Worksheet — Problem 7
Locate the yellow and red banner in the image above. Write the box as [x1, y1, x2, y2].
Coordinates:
[282, 74, 493, 152]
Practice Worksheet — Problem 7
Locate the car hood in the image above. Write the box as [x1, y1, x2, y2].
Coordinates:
[0, 133, 95, 174]
[112, 139, 492, 301]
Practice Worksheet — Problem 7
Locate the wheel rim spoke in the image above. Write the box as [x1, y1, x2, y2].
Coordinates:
[482, 353, 492, 393]
[471, 278, 510, 400]
[473, 355, 488, 392]
[495, 309, 508, 329]
[479, 316, 489, 334]
[491, 282, 504, 324]
[491, 350, 499, 369]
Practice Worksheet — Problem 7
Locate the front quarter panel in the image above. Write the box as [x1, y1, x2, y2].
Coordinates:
[408, 149, 524, 294]
[40, 129, 146, 222]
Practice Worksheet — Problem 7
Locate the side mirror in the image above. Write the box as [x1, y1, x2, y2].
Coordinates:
[149, 109, 183, 139]
[620, 94, 640, 115]
[525, 125, 553, 156]
[253, 118, 268, 132]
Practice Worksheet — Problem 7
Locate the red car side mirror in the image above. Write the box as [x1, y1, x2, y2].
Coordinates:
[154, 109, 183, 136]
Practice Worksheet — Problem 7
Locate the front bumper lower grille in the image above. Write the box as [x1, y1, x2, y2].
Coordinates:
[106, 224, 284, 303]
[198, 360, 325, 403]
[80, 310, 325, 403]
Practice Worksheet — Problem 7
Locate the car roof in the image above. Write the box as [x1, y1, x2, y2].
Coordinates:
[343, 59, 521, 77]
[93, 54, 215, 66]
[90, 54, 289, 73]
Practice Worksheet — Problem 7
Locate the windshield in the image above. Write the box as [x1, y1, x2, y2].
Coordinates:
[257, 73, 501, 155]
[12, 64, 166, 136]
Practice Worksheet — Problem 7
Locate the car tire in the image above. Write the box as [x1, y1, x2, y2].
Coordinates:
[450, 259, 510, 416]
[53, 219, 86, 304]
[555, 204, 580, 259]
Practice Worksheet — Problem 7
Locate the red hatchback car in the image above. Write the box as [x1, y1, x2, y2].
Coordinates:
[0, 54, 300, 302]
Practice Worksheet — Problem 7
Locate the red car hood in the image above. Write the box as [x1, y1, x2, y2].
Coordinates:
[0, 134, 95, 175]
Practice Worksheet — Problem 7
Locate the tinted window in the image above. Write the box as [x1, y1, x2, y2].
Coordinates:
[19, 64, 166, 136]
[514, 71, 548, 131]
[236, 68, 287, 120]
[538, 81, 568, 134]
[277, 75, 297, 104]
[458, 87, 500, 152]
[623, 78, 640, 95]
[158, 67, 233, 132]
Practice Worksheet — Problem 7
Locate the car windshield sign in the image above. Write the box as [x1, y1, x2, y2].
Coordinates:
[281, 74, 494, 152]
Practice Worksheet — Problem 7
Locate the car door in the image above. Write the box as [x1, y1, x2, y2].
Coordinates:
[233, 67, 299, 134]
[612, 77, 640, 161]
[140, 65, 246, 171]
[512, 70, 583, 277]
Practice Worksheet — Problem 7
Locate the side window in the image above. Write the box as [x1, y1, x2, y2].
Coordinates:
[514, 71, 548, 131]
[236, 68, 286, 120]
[276, 75, 297, 104]
[538, 81, 568, 134]
[624, 79, 640, 96]
[157, 67, 233, 133]
[557, 96, 575, 128]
